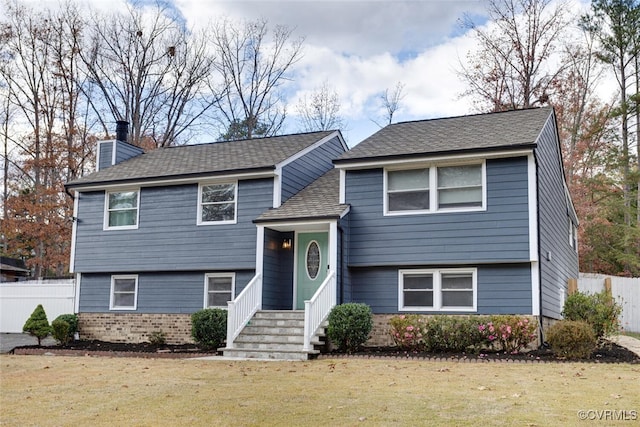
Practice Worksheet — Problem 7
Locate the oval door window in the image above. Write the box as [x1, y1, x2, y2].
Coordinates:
[306, 241, 321, 280]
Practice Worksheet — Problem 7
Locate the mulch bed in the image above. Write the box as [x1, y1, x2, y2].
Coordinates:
[11, 340, 219, 359]
[321, 342, 640, 364]
[10, 339, 640, 363]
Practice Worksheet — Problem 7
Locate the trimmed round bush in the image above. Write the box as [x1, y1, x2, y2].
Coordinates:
[191, 308, 227, 350]
[327, 303, 373, 353]
[52, 314, 78, 345]
[546, 320, 597, 360]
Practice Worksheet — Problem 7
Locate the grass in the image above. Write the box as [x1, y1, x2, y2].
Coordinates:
[1, 355, 639, 426]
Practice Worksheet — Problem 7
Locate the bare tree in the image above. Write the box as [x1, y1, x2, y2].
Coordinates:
[458, 0, 570, 111]
[81, 5, 218, 147]
[296, 81, 345, 132]
[210, 18, 304, 140]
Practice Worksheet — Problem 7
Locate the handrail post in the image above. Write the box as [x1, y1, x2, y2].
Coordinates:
[226, 301, 236, 349]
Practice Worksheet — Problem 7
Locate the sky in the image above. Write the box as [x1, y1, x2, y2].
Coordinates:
[32, 0, 593, 146]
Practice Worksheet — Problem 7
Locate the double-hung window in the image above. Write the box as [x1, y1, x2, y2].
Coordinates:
[105, 190, 139, 229]
[385, 162, 484, 214]
[204, 273, 235, 308]
[198, 182, 237, 224]
[387, 168, 430, 212]
[399, 268, 476, 311]
[110, 275, 138, 310]
[437, 165, 483, 209]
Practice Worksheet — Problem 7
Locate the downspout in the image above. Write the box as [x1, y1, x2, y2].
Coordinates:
[535, 157, 546, 348]
[338, 224, 344, 304]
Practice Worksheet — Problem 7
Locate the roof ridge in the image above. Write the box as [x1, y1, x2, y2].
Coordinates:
[389, 106, 552, 127]
[158, 130, 336, 150]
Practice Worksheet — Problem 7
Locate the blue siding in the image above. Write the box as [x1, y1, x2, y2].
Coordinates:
[98, 141, 113, 171]
[262, 229, 294, 309]
[345, 157, 530, 266]
[73, 178, 273, 272]
[281, 135, 345, 202]
[535, 115, 579, 319]
[338, 216, 351, 304]
[114, 141, 144, 164]
[79, 270, 254, 313]
[349, 264, 532, 314]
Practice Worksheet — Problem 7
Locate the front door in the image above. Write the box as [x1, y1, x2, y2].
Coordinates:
[295, 232, 329, 309]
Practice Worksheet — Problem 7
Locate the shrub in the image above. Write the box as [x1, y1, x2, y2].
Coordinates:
[423, 316, 488, 353]
[327, 303, 373, 353]
[489, 315, 538, 353]
[23, 304, 51, 345]
[563, 291, 621, 339]
[191, 308, 227, 350]
[148, 330, 167, 346]
[546, 320, 597, 360]
[389, 314, 426, 351]
[51, 319, 71, 345]
[52, 314, 78, 345]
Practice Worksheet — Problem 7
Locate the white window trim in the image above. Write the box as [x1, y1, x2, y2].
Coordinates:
[384, 161, 486, 216]
[103, 189, 140, 230]
[109, 274, 138, 310]
[398, 268, 477, 312]
[204, 273, 236, 308]
[197, 181, 238, 225]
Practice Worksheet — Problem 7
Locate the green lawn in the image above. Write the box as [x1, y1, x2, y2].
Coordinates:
[1, 355, 639, 426]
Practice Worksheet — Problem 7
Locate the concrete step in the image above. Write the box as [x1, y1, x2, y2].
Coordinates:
[235, 333, 304, 344]
[222, 310, 327, 360]
[221, 347, 319, 361]
[241, 325, 305, 336]
[248, 318, 304, 327]
[253, 310, 305, 320]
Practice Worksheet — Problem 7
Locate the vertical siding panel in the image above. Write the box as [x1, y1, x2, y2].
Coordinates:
[536, 116, 579, 319]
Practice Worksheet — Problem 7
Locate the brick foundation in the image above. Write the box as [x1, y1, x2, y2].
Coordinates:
[78, 313, 194, 344]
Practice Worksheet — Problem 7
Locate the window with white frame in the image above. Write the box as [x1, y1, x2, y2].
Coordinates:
[110, 275, 138, 310]
[399, 268, 477, 311]
[204, 273, 235, 308]
[437, 165, 483, 209]
[385, 162, 484, 214]
[105, 190, 139, 229]
[387, 168, 430, 211]
[198, 182, 237, 224]
[569, 219, 578, 251]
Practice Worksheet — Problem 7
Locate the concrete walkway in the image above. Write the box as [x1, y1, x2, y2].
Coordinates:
[0, 333, 56, 353]
[611, 335, 640, 357]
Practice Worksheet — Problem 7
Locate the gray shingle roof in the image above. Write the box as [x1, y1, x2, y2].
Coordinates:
[255, 168, 348, 223]
[67, 131, 335, 188]
[336, 107, 553, 163]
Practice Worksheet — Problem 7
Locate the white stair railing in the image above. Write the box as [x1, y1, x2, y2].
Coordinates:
[226, 273, 262, 349]
[303, 270, 336, 351]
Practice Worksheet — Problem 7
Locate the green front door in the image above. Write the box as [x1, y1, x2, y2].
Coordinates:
[295, 232, 329, 309]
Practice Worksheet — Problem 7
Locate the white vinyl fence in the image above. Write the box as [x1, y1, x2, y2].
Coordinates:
[0, 279, 75, 333]
[578, 273, 640, 333]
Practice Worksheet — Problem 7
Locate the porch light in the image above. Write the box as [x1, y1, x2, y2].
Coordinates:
[282, 238, 292, 250]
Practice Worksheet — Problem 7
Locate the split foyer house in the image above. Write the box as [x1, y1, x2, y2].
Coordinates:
[65, 107, 578, 359]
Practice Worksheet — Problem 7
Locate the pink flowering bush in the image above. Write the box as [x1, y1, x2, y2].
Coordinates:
[389, 314, 426, 351]
[488, 315, 538, 353]
[389, 314, 538, 354]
